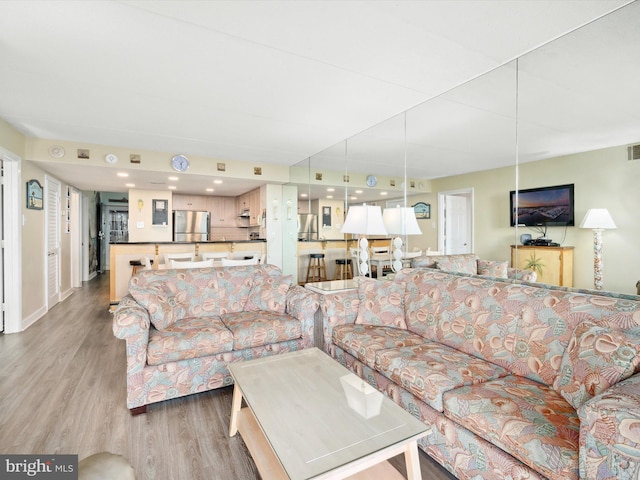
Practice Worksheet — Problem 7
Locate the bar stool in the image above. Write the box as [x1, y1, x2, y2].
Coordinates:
[130, 256, 152, 277]
[333, 258, 353, 280]
[306, 253, 327, 283]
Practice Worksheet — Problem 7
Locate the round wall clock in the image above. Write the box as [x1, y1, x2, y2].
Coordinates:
[366, 175, 378, 187]
[171, 154, 190, 172]
[104, 153, 118, 164]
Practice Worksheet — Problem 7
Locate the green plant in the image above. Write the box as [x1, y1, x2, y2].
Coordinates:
[524, 254, 544, 277]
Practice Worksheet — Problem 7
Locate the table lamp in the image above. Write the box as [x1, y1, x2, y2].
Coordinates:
[341, 204, 387, 276]
[579, 208, 616, 290]
[382, 206, 422, 272]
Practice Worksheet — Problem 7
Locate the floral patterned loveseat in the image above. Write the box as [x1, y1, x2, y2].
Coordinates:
[320, 268, 640, 480]
[113, 264, 319, 414]
[411, 253, 538, 282]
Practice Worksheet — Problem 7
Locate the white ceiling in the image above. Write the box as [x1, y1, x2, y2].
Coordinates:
[1, 0, 638, 198]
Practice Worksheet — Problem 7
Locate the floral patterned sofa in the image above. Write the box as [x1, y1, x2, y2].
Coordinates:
[112, 264, 319, 414]
[411, 253, 538, 282]
[320, 268, 640, 480]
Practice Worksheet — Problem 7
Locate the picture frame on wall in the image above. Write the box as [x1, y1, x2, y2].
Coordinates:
[412, 202, 431, 219]
[26, 179, 43, 210]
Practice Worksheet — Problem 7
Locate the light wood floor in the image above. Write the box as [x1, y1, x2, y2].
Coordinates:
[0, 274, 455, 479]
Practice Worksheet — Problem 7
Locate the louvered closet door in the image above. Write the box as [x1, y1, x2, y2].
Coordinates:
[45, 176, 61, 309]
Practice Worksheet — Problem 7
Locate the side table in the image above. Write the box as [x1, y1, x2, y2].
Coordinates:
[305, 279, 358, 350]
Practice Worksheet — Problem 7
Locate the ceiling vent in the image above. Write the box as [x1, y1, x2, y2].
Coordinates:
[628, 144, 640, 161]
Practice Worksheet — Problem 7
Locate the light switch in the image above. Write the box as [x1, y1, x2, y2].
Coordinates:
[137, 221, 144, 228]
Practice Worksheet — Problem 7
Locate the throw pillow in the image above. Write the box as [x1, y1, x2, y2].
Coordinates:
[244, 274, 293, 314]
[355, 278, 407, 329]
[434, 256, 478, 275]
[477, 259, 509, 279]
[553, 320, 640, 409]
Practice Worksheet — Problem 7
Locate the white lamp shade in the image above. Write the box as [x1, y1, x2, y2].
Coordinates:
[341, 205, 387, 235]
[382, 207, 422, 235]
[579, 209, 617, 229]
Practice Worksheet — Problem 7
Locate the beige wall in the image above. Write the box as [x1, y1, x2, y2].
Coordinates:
[128, 189, 173, 242]
[21, 161, 47, 320]
[421, 144, 638, 295]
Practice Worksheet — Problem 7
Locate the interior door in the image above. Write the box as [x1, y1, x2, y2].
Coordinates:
[45, 176, 61, 309]
[439, 189, 473, 255]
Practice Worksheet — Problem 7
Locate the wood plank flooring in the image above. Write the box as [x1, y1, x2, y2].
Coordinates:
[0, 274, 455, 480]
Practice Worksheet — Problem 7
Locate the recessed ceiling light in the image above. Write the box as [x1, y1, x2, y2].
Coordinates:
[125, 183, 135, 187]
[300, 193, 308, 198]
[206, 188, 214, 192]
[168, 186, 176, 190]
[327, 195, 333, 199]
[214, 180, 223, 184]
[117, 172, 128, 177]
[380, 192, 388, 196]
[350, 196, 357, 200]
[327, 188, 335, 192]
[355, 190, 363, 194]
[168, 176, 178, 181]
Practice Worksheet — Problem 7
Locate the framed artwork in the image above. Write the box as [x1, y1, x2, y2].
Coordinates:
[26, 179, 43, 210]
[412, 202, 431, 219]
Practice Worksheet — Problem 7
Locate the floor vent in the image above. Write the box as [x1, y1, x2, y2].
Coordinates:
[628, 144, 640, 161]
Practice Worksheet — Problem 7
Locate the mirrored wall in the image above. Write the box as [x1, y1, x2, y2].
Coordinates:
[290, 2, 640, 294]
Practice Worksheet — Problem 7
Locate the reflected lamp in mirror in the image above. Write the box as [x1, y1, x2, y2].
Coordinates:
[341, 204, 387, 276]
[579, 208, 616, 290]
[383, 207, 422, 272]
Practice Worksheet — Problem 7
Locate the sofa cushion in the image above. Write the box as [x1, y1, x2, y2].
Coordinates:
[147, 316, 234, 365]
[215, 267, 256, 314]
[355, 278, 407, 329]
[221, 311, 301, 349]
[129, 271, 220, 330]
[332, 324, 425, 369]
[553, 320, 640, 409]
[375, 342, 510, 412]
[477, 259, 508, 279]
[443, 375, 580, 480]
[244, 274, 292, 314]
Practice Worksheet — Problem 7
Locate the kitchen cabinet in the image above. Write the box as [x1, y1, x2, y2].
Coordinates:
[172, 194, 208, 211]
[237, 188, 262, 226]
[510, 245, 574, 287]
[209, 197, 237, 227]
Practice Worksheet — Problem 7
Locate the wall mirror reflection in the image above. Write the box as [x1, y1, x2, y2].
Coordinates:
[290, 1, 640, 294]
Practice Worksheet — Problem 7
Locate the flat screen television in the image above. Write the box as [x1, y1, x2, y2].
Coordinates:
[510, 183, 575, 227]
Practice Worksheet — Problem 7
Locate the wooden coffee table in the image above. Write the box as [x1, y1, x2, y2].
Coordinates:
[229, 348, 428, 479]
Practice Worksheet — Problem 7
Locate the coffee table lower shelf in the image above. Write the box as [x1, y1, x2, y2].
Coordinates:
[237, 407, 412, 480]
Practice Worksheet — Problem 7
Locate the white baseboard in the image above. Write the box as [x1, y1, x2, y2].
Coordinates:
[60, 287, 74, 302]
[20, 305, 48, 332]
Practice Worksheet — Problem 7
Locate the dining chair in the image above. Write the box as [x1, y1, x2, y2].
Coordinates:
[221, 257, 259, 266]
[164, 252, 196, 265]
[170, 259, 214, 269]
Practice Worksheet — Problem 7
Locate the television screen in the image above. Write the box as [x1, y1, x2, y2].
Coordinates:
[510, 184, 575, 227]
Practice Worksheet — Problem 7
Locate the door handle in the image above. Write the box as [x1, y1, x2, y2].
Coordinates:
[48, 251, 55, 257]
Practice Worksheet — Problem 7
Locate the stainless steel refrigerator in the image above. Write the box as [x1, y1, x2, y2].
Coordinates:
[173, 210, 210, 241]
[297, 213, 318, 241]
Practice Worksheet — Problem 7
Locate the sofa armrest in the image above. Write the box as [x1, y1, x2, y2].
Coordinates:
[112, 294, 151, 339]
[286, 285, 319, 347]
[112, 294, 150, 378]
[578, 373, 640, 480]
[319, 290, 359, 352]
